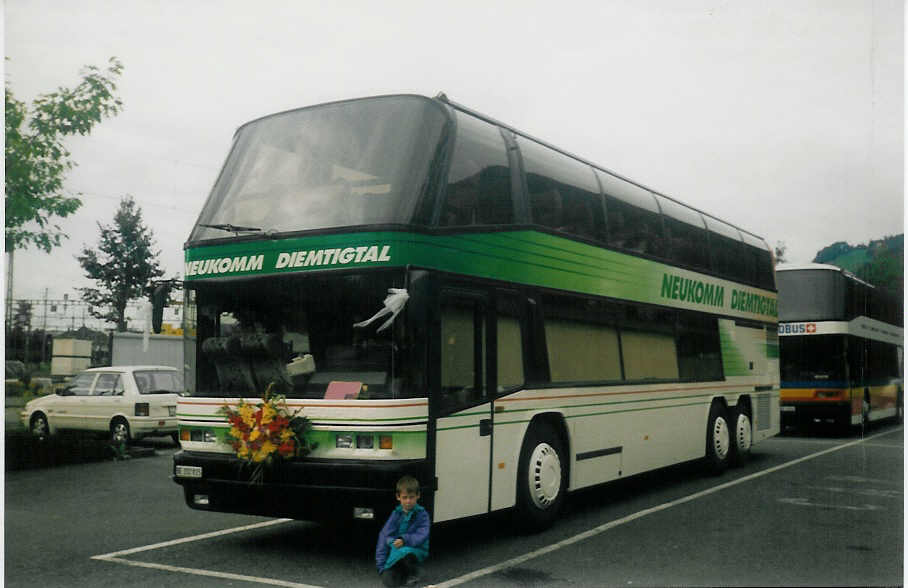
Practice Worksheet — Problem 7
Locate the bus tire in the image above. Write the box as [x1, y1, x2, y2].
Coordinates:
[704, 402, 731, 474]
[729, 403, 752, 467]
[515, 422, 566, 531]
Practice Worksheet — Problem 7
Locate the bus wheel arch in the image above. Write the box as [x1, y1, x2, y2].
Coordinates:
[704, 399, 731, 474]
[514, 413, 569, 531]
[729, 396, 753, 467]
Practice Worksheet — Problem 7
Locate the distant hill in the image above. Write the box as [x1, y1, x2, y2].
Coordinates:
[812, 234, 903, 300]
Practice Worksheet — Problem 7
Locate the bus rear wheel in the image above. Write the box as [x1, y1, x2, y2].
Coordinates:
[704, 402, 730, 474]
[515, 422, 566, 531]
[729, 404, 752, 467]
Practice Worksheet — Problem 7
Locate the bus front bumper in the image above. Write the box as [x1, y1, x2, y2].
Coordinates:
[780, 401, 851, 426]
[172, 450, 432, 522]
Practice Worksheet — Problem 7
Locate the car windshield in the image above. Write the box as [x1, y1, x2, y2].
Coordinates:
[188, 95, 447, 240]
[134, 370, 183, 394]
[184, 269, 424, 399]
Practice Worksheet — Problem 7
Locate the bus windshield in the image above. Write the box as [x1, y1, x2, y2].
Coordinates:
[186, 270, 424, 399]
[780, 334, 847, 383]
[189, 96, 448, 241]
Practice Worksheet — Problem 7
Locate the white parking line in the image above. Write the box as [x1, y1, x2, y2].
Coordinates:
[432, 426, 902, 587]
[90, 427, 900, 587]
[92, 518, 322, 587]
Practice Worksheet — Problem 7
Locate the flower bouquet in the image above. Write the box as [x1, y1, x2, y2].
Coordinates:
[219, 382, 315, 483]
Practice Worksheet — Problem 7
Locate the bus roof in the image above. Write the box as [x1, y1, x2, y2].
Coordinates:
[231, 92, 771, 252]
[776, 262, 873, 287]
[436, 93, 771, 250]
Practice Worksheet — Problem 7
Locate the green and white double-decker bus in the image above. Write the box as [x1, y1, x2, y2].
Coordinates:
[172, 94, 780, 528]
[777, 263, 903, 430]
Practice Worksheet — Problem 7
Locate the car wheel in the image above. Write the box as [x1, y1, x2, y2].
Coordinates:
[110, 418, 131, 444]
[515, 421, 566, 531]
[704, 402, 731, 474]
[729, 403, 752, 467]
[30, 413, 49, 439]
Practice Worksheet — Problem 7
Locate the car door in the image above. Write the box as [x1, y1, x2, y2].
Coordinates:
[52, 372, 97, 430]
[90, 372, 127, 433]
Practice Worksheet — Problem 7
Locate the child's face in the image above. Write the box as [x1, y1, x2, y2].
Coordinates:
[396, 490, 419, 513]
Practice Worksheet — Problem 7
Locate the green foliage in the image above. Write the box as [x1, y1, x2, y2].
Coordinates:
[813, 241, 856, 265]
[812, 234, 904, 300]
[5, 57, 123, 252]
[77, 195, 165, 331]
[11, 301, 33, 331]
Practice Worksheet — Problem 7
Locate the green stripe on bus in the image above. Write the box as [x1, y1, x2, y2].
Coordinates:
[185, 230, 777, 322]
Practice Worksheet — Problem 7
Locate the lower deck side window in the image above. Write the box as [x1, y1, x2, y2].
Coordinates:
[541, 293, 723, 384]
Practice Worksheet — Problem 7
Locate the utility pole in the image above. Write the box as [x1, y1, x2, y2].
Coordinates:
[42, 288, 49, 365]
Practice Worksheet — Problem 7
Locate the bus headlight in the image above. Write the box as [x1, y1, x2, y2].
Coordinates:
[182, 428, 218, 443]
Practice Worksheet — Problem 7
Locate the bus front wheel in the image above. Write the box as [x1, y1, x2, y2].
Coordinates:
[515, 422, 566, 531]
[704, 402, 730, 474]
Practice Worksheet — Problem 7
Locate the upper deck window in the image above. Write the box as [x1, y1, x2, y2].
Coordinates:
[657, 195, 709, 272]
[777, 269, 846, 321]
[439, 112, 513, 226]
[518, 138, 603, 242]
[189, 96, 448, 241]
[704, 217, 745, 282]
[596, 170, 665, 258]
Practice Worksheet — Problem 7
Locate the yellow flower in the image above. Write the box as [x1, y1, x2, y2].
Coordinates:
[252, 440, 277, 462]
[280, 428, 294, 441]
[237, 442, 250, 458]
[230, 427, 243, 439]
[239, 403, 256, 426]
[260, 403, 276, 425]
[249, 428, 261, 442]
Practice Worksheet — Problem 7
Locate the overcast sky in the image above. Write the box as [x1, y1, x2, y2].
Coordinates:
[4, 0, 904, 304]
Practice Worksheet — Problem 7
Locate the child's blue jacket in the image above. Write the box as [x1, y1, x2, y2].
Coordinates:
[375, 504, 430, 572]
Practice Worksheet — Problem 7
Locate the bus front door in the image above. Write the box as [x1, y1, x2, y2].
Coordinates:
[433, 293, 492, 522]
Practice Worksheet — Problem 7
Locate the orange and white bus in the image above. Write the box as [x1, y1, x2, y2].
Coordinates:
[777, 263, 903, 430]
[171, 94, 780, 528]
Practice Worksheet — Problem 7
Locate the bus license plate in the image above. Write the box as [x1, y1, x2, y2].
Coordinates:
[176, 465, 203, 478]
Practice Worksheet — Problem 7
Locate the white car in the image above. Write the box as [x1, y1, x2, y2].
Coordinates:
[21, 365, 183, 444]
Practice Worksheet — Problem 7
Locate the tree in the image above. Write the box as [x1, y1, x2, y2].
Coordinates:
[5, 57, 124, 253]
[774, 241, 788, 265]
[77, 196, 165, 331]
[12, 301, 33, 332]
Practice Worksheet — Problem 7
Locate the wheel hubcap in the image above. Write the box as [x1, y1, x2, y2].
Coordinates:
[528, 443, 562, 509]
[33, 417, 47, 437]
[735, 413, 752, 452]
[112, 424, 128, 443]
[712, 416, 730, 460]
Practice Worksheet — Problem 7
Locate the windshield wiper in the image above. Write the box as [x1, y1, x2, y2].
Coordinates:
[199, 223, 262, 235]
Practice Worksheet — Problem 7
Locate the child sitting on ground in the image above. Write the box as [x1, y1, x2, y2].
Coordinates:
[375, 475, 430, 586]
